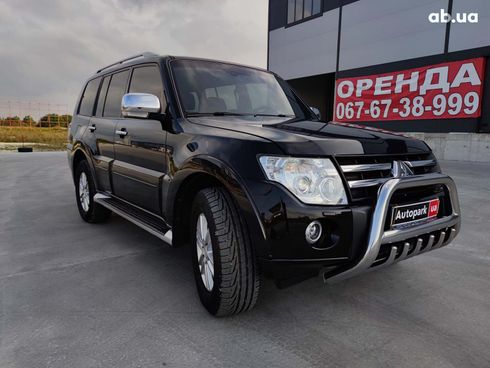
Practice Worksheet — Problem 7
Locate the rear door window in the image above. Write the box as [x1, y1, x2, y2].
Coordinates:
[78, 78, 101, 116]
[103, 70, 130, 118]
[95, 76, 110, 117]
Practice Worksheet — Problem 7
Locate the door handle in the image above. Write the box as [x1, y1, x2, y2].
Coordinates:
[88, 124, 96, 132]
[116, 129, 128, 137]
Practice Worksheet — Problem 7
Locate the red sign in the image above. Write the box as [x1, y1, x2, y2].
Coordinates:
[334, 58, 485, 122]
[428, 198, 440, 218]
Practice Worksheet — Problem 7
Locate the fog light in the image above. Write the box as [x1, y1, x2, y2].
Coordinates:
[305, 221, 322, 244]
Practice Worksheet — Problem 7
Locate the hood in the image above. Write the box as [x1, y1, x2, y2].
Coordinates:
[187, 116, 431, 156]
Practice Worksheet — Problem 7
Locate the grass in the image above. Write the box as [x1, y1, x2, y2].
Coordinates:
[0, 126, 68, 151]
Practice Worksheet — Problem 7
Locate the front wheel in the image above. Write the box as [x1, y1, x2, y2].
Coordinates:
[191, 187, 260, 316]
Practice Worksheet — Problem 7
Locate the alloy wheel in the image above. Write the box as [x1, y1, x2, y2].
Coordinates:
[196, 213, 214, 291]
[78, 172, 90, 212]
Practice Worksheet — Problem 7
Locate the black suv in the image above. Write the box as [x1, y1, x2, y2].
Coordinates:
[68, 52, 461, 316]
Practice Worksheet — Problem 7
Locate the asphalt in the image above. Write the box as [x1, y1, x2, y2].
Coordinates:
[0, 152, 489, 368]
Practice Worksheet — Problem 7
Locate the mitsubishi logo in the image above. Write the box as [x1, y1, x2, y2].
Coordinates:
[391, 160, 414, 178]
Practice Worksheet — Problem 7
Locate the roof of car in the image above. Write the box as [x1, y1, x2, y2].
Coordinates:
[92, 52, 269, 78]
[169, 55, 269, 73]
[94, 52, 164, 75]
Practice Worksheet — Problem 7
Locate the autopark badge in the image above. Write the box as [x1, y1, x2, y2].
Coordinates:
[392, 198, 440, 227]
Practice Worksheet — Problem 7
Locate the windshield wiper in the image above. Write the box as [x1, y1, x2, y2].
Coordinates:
[186, 112, 250, 117]
[253, 113, 294, 118]
[186, 112, 295, 118]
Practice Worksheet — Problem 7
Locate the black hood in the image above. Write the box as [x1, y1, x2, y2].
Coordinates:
[187, 116, 431, 156]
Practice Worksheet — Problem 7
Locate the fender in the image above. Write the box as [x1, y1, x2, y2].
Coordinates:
[166, 155, 269, 257]
[69, 140, 100, 190]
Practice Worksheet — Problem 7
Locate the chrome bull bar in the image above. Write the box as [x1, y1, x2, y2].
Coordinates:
[324, 173, 461, 283]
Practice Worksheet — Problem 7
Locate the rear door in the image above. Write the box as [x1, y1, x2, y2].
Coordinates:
[89, 70, 130, 192]
[77, 76, 113, 192]
[112, 64, 168, 214]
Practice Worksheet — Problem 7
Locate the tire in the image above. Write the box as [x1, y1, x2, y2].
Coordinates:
[191, 187, 260, 316]
[74, 160, 111, 223]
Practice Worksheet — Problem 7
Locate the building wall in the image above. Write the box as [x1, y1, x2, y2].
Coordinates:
[269, 9, 339, 79]
[449, 0, 490, 52]
[338, 0, 447, 70]
[268, 0, 453, 74]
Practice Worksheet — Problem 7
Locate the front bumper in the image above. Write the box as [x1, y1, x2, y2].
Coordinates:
[323, 173, 461, 283]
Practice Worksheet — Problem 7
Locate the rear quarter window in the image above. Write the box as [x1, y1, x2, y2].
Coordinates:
[78, 78, 101, 116]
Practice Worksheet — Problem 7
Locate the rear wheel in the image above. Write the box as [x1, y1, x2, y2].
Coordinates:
[74, 160, 111, 223]
[191, 187, 260, 316]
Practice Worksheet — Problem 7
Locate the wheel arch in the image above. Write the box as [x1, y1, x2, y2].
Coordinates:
[70, 143, 98, 189]
[168, 156, 267, 255]
[72, 149, 87, 175]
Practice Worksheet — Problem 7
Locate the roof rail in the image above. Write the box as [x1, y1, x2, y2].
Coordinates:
[96, 52, 159, 73]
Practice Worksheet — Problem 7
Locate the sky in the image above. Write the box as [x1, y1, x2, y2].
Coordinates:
[0, 0, 268, 116]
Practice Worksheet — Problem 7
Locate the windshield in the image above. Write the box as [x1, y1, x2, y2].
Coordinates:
[171, 59, 310, 118]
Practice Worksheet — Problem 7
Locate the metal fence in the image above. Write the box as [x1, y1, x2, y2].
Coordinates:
[0, 100, 71, 128]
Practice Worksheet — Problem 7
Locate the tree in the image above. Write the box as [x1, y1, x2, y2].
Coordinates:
[59, 114, 72, 127]
[38, 113, 59, 127]
[0, 116, 20, 126]
[22, 115, 35, 126]
[37, 113, 72, 127]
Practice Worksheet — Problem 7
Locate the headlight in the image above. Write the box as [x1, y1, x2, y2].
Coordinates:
[258, 156, 348, 205]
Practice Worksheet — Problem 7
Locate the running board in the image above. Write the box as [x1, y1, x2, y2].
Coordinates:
[94, 193, 172, 245]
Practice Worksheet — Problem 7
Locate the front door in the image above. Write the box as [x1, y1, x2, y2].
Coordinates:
[112, 65, 168, 214]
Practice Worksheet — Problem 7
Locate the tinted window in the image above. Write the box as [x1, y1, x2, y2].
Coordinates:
[103, 70, 130, 117]
[95, 76, 110, 117]
[287, 0, 295, 23]
[172, 60, 303, 118]
[304, 0, 312, 17]
[312, 0, 321, 14]
[78, 78, 100, 116]
[287, 0, 322, 24]
[129, 66, 166, 109]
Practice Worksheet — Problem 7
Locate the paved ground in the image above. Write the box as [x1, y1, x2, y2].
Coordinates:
[0, 152, 489, 368]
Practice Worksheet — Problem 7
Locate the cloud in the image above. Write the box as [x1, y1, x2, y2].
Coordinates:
[0, 0, 267, 115]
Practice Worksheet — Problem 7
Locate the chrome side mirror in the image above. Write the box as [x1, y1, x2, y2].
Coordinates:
[310, 106, 321, 120]
[122, 93, 161, 118]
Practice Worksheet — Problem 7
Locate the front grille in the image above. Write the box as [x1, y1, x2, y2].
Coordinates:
[335, 153, 439, 203]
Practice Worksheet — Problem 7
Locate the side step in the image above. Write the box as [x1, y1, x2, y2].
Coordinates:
[94, 193, 172, 245]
